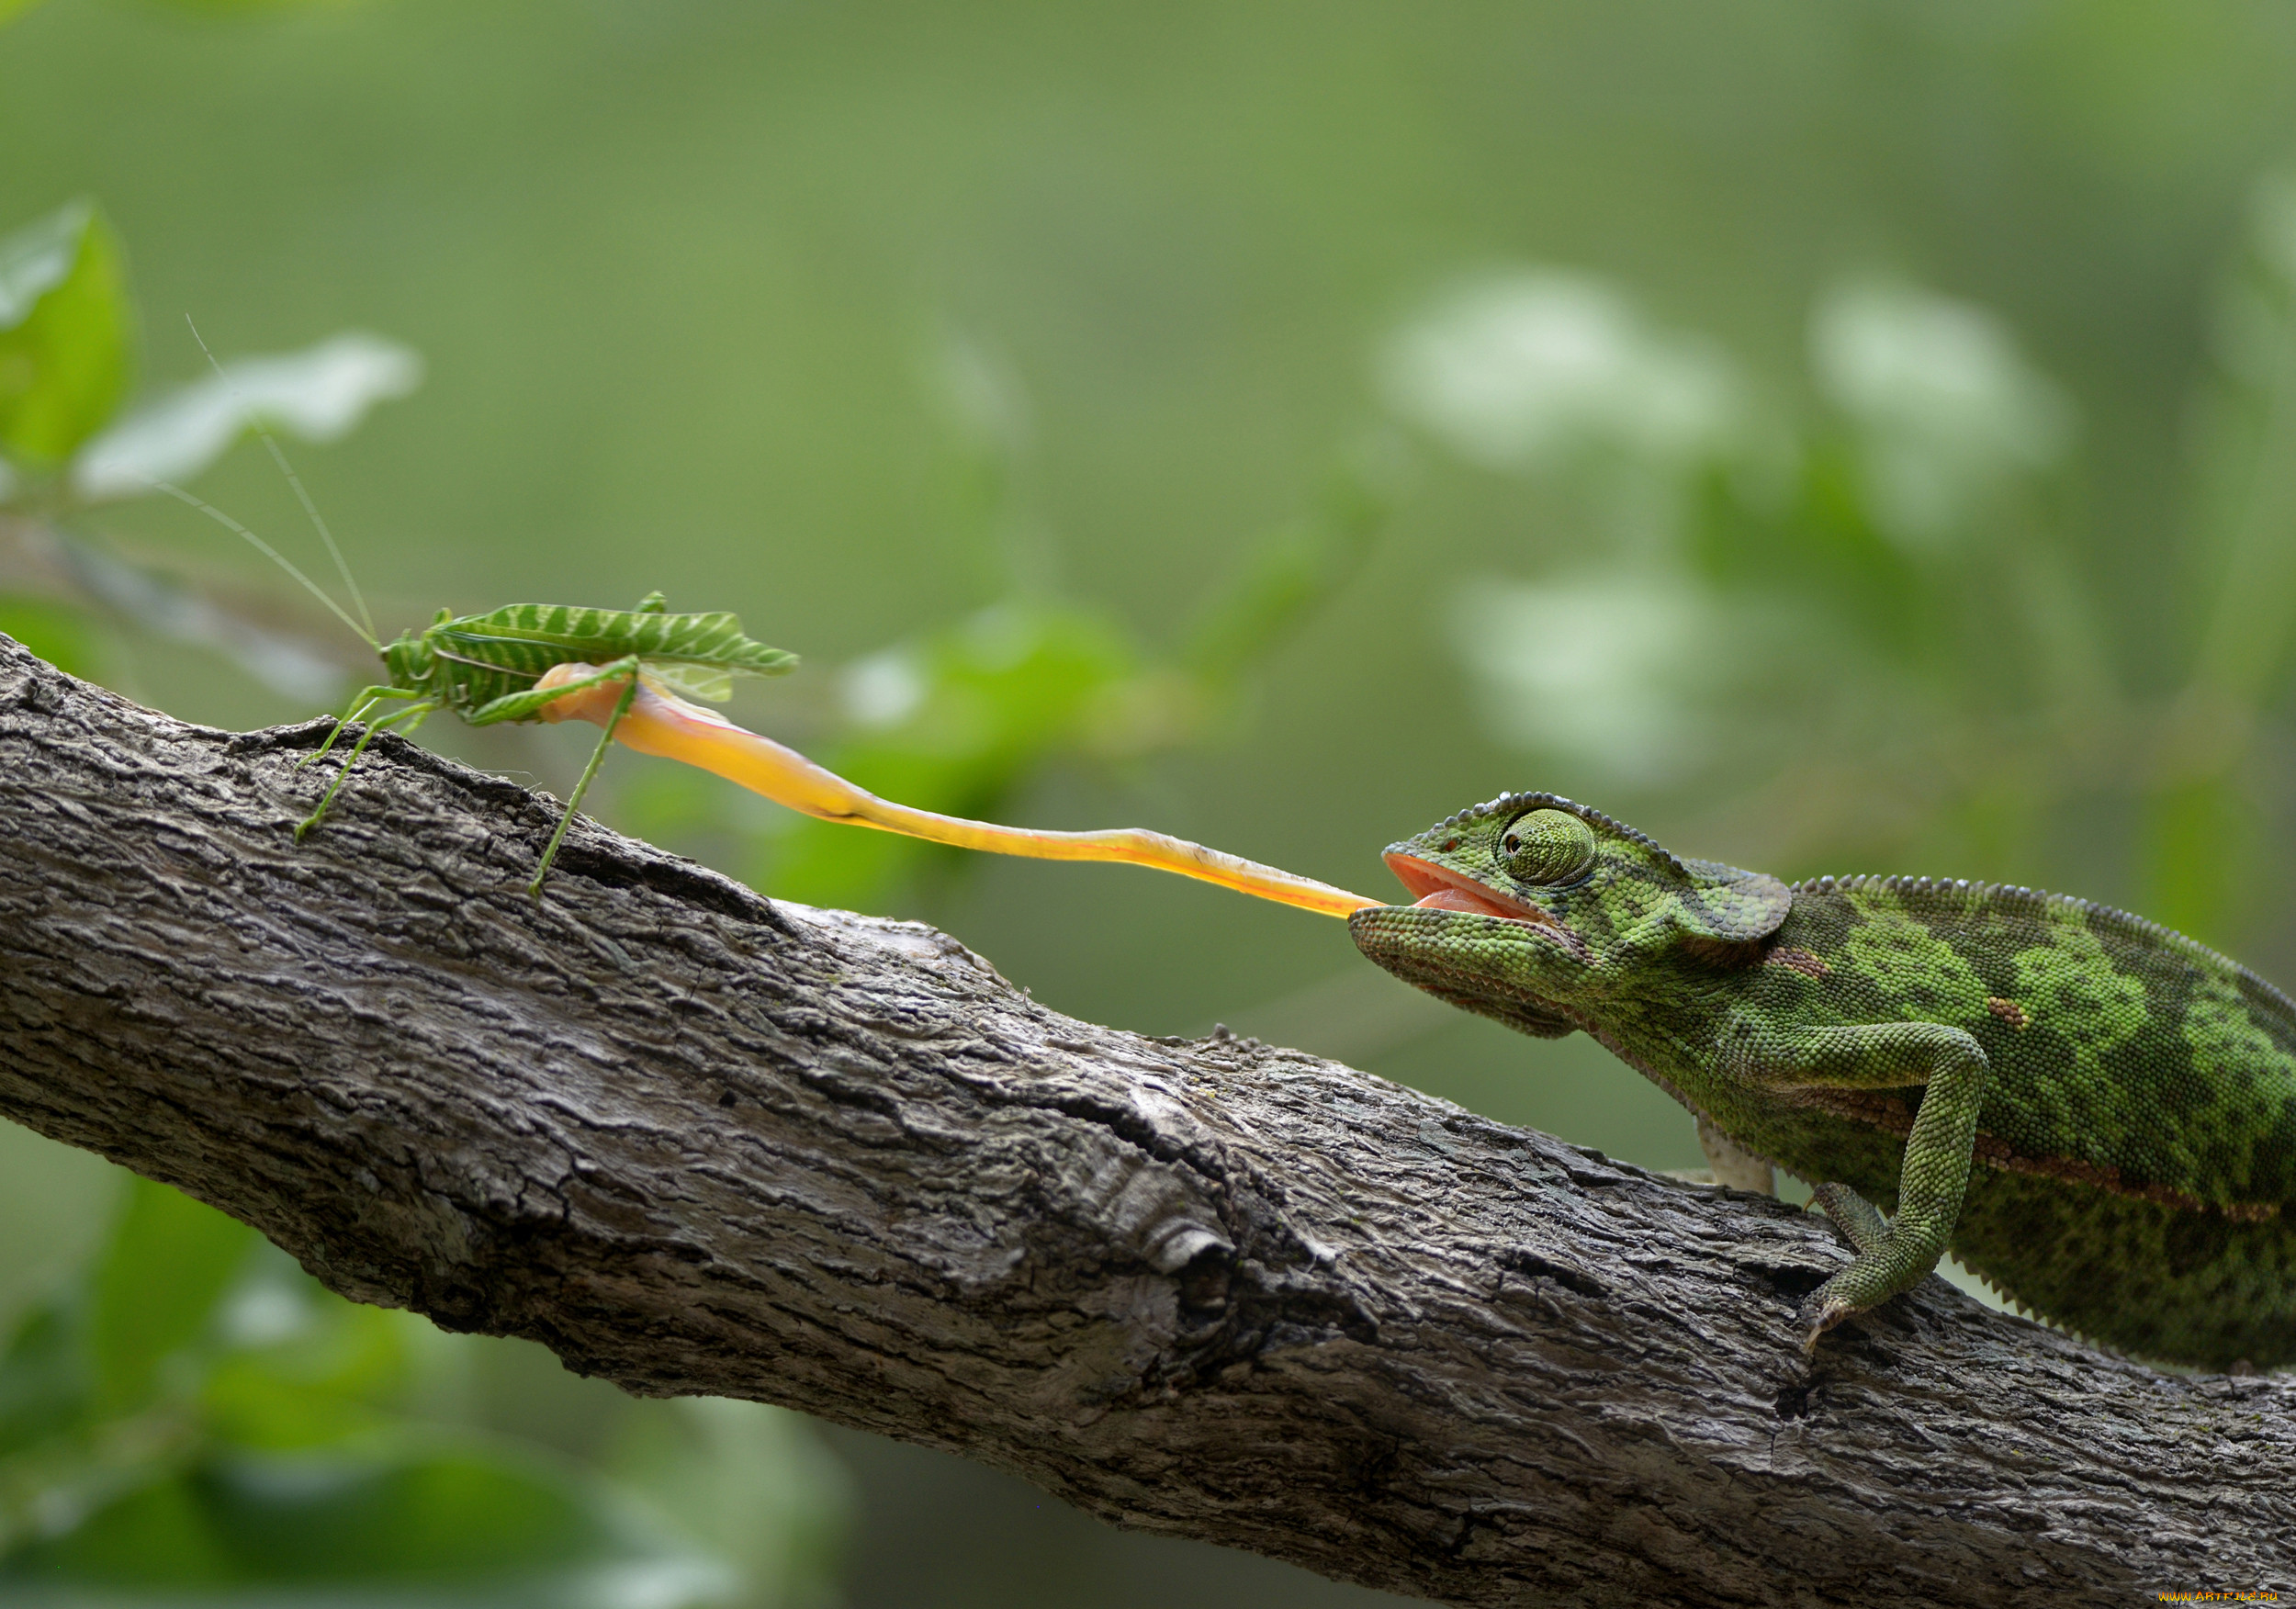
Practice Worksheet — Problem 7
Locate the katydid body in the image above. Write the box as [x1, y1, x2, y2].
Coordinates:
[298, 593, 794, 894]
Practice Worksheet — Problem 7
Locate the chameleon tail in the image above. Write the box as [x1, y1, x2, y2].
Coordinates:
[535, 663, 1379, 918]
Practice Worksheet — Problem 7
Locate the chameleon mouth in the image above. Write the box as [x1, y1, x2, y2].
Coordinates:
[1383, 852, 1545, 923]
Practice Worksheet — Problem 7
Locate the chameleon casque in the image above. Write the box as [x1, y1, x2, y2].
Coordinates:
[1348, 793, 2296, 1370]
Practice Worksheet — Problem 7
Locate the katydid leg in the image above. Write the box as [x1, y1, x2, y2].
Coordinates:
[296, 698, 441, 839]
[527, 671, 639, 895]
[299, 684, 424, 772]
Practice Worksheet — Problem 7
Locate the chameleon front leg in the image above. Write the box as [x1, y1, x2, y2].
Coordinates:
[1731, 1019, 1989, 1347]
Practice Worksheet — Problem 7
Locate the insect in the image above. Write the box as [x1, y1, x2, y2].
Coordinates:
[156, 433, 1375, 913]
[298, 594, 796, 895]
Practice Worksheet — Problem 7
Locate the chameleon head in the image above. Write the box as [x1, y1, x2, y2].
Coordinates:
[1347, 793, 1792, 1020]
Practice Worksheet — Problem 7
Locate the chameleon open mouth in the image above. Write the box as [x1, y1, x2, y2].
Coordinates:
[1383, 852, 1545, 923]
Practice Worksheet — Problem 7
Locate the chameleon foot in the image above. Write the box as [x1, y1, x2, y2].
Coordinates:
[1795, 1289, 1858, 1353]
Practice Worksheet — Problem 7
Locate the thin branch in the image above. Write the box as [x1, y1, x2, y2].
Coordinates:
[0, 636, 2285, 1605]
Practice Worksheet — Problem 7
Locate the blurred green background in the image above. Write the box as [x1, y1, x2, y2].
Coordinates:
[8, 0, 2296, 1602]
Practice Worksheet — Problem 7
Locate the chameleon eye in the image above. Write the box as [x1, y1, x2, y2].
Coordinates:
[1498, 808, 1595, 886]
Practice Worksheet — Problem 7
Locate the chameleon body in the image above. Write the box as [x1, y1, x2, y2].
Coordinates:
[1348, 793, 2296, 1369]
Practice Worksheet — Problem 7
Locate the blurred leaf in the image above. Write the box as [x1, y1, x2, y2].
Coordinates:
[1809, 280, 2074, 552]
[0, 1444, 732, 1604]
[197, 1255, 408, 1451]
[762, 602, 1136, 910]
[0, 1185, 748, 1606]
[0, 200, 131, 469]
[2138, 174, 2296, 937]
[2141, 777, 2257, 951]
[1382, 270, 1746, 482]
[1178, 456, 1388, 691]
[611, 1398, 849, 1609]
[72, 332, 422, 502]
[36, 524, 346, 702]
[0, 596, 99, 680]
[0, 1304, 86, 1462]
[2176, 175, 2296, 710]
[150, 0, 356, 11]
[88, 1179, 256, 1418]
[0, 0, 43, 27]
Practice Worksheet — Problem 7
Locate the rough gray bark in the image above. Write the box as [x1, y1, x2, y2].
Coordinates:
[0, 636, 2285, 1606]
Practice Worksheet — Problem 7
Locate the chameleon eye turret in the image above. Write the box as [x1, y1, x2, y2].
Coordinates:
[1499, 808, 1595, 886]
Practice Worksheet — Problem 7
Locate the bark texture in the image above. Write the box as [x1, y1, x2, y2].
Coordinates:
[0, 636, 2286, 1606]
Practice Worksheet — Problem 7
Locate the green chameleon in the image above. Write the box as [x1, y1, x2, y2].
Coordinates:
[1349, 793, 2296, 1370]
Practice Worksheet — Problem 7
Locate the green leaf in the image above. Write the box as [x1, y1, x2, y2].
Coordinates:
[88, 1180, 257, 1417]
[34, 528, 345, 703]
[197, 1256, 411, 1452]
[0, 597, 99, 681]
[147, 0, 353, 12]
[760, 603, 1136, 911]
[0, 1443, 734, 1605]
[0, 200, 131, 468]
[0, 1303, 87, 1461]
[0, 1191, 746, 1606]
[0, 0, 45, 28]
[1178, 463, 1387, 689]
[610, 1398, 850, 1608]
[72, 332, 422, 501]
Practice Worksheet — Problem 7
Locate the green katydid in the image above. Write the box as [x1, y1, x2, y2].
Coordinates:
[155, 464, 1377, 914]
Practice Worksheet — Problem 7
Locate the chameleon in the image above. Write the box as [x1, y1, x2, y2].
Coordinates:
[1347, 792, 2296, 1370]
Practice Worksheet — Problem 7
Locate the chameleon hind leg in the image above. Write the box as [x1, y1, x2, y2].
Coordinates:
[1733, 1019, 1989, 1348]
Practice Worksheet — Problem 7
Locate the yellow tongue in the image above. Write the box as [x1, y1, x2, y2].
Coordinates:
[535, 663, 1381, 917]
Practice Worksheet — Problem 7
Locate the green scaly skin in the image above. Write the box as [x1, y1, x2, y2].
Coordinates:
[1349, 793, 2296, 1369]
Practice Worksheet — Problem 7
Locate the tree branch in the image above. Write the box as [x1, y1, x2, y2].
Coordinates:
[0, 636, 2285, 1604]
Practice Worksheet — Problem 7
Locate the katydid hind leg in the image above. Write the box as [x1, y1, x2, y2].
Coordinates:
[467, 656, 643, 727]
[527, 672, 640, 896]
